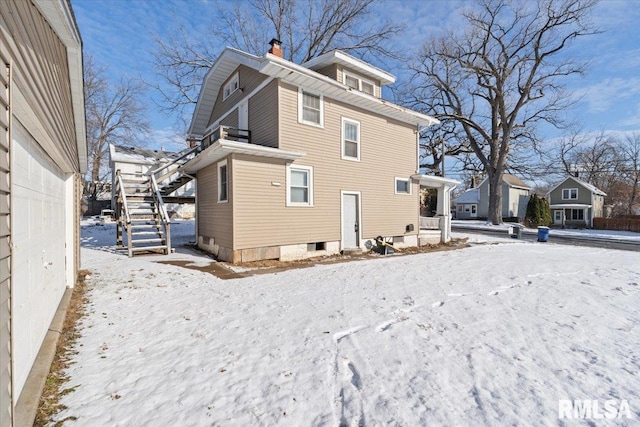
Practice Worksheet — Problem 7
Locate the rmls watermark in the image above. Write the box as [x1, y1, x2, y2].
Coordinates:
[558, 399, 632, 420]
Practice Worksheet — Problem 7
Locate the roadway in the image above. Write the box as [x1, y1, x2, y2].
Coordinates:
[452, 225, 640, 252]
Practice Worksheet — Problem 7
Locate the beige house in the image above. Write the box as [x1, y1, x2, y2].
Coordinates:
[476, 174, 531, 221]
[0, 1, 86, 425]
[547, 175, 606, 228]
[185, 40, 457, 263]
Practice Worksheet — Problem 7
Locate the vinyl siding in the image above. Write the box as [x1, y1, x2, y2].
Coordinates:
[232, 81, 419, 249]
[196, 157, 233, 248]
[549, 178, 593, 205]
[248, 79, 278, 148]
[220, 108, 238, 128]
[477, 180, 529, 218]
[207, 65, 269, 128]
[477, 180, 489, 217]
[314, 64, 338, 81]
[0, 53, 11, 427]
[0, 0, 79, 172]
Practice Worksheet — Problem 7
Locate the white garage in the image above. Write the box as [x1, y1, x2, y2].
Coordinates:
[1, 1, 86, 425]
[11, 121, 71, 398]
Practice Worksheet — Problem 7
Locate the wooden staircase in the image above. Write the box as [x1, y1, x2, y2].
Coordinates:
[114, 144, 202, 257]
[115, 172, 171, 256]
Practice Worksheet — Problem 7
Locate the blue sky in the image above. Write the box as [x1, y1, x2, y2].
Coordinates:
[71, 0, 640, 165]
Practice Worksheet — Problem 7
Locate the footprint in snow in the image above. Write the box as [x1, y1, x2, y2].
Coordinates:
[432, 301, 444, 307]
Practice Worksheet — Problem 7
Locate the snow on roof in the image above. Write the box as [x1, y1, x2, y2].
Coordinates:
[109, 144, 185, 165]
[454, 188, 480, 204]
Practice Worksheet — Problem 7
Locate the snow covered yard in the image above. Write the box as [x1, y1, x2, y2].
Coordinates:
[57, 223, 640, 426]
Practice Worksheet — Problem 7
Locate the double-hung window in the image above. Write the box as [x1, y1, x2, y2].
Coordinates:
[287, 165, 313, 206]
[223, 73, 239, 100]
[298, 89, 323, 127]
[218, 160, 228, 202]
[562, 188, 578, 200]
[342, 118, 360, 161]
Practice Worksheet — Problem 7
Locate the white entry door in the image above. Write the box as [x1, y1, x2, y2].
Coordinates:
[470, 204, 478, 218]
[238, 102, 248, 130]
[554, 210, 563, 224]
[342, 193, 360, 249]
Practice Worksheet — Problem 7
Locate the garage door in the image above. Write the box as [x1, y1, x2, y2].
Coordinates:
[11, 120, 67, 398]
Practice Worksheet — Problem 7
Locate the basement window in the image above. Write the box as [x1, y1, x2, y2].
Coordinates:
[307, 242, 326, 251]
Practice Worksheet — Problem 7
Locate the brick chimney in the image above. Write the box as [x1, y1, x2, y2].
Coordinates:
[268, 38, 283, 58]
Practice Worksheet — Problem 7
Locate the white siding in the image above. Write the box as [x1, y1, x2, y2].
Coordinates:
[11, 121, 68, 398]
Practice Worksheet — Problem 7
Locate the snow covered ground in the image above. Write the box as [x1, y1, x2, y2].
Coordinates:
[56, 221, 640, 425]
[453, 220, 640, 242]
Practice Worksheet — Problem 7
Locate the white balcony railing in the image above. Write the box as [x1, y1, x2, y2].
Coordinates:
[420, 216, 441, 230]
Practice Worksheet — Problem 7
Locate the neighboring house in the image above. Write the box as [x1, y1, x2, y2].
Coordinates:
[0, 1, 86, 425]
[454, 188, 480, 219]
[477, 174, 531, 220]
[184, 40, 457, 263]
[109, 144, 195, 218]
[547, 175, 606, 228]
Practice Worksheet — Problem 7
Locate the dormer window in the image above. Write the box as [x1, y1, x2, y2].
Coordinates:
[343, 71, 376, 96]
[361, 81, 374, 95]
[223, 72, 239, 100]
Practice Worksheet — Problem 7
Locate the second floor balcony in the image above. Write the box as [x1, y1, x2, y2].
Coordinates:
[202, 125, 251, 150]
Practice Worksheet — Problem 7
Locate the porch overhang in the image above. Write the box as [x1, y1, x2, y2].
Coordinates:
[183, 139, 306, 173]
[549, 204, 592, 209]
[411, 174, 460, 189]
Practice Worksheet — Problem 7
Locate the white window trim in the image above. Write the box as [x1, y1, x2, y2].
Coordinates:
[341, 117, 361, 161]
[286, 164, 314, 207]
[395, 177, 411, 195]
[297, 88, 324, 128]
[343, 71, 376, 95]
[217, 159, 228, 203]
[562, 188, 578, 200]
[223, 72, 239, 101]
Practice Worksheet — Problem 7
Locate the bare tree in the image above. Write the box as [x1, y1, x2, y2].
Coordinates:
[408, 0, 597, 224]
[85, 56, 150, 184]
[151, 0, 403, 118]
[617, 134, 640, 215]
[553, 131, 640, 216]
